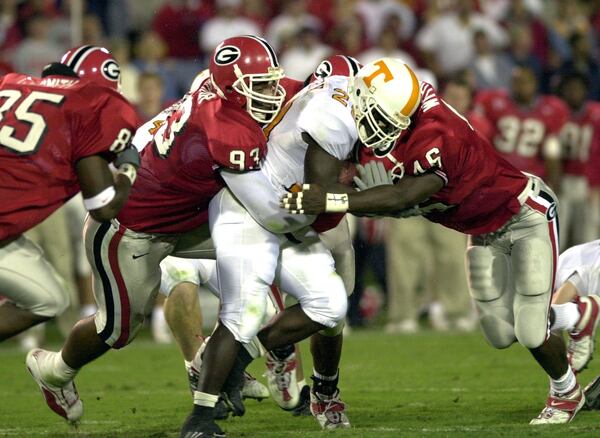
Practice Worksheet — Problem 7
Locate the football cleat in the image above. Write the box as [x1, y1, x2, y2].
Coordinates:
[310, 388, 350, 429]
[291, 385, 311, 416]
[530, 384, 585, 425]
[241, 371, 269, 400]
[180, 411, 225, 438]
[26, 349, 83, 423]
[583, 374, 600, 410]
[568, 296, 600, 373]
[213, 394, 230, 420]
[264, 352, 299, 410]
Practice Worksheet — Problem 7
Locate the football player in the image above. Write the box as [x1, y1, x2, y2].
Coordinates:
[283, 58, 584, 425]
[0, 46, 140, 342]
[557, 73, 600, 248]
[474, 66, 569, 191]
[180, 56, 362, 436]
[25, 36, 294, 425]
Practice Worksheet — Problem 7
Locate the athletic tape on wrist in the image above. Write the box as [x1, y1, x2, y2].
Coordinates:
[83, 186, 116, 211]
[118, 163, 137, 185]
[325, 193, 349, 213]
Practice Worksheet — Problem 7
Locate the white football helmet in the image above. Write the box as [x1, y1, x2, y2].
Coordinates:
[349, 58, 421, 150]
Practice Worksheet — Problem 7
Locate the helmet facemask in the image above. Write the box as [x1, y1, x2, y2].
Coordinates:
[232, 64, 286, 124]
[353, 92, 409, 150]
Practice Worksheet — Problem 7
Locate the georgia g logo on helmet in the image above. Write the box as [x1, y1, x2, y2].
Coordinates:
[214, 45, 241, 66]
[314, 60, 333, 79]
[102, 59, 120, 81]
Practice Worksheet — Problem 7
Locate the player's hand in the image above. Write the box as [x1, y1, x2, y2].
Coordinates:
[114, 145, 141, 169]
[353, 160, 393, 191]
[280, 184, 326, 214]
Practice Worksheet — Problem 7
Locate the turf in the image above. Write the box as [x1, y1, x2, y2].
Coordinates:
[2, 330, 600, 437]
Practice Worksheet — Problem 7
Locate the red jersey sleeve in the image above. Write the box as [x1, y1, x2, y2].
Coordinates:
[404, 128, 451, 186]
[205, 101, 267, 172]
[71, 85, 140, 161]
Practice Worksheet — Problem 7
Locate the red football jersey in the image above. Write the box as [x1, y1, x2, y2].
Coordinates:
[360, 83, 529, 235]
[0, 73, 139, 241]
[560, 102, 600, 178]
[474, 89, 569, 179]
[118, 77, 303, 234]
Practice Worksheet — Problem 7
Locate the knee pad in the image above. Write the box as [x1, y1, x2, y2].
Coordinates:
[300, 274, 348, 328]
[220, 274, 269, 344]
[478, 312, 516, 349]
[319, 320, 345, 337]
[511, 238, 552, 349]
[513, 294, 550, 349]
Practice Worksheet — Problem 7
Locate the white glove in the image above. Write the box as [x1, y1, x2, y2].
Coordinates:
[353, 160, 394, 191]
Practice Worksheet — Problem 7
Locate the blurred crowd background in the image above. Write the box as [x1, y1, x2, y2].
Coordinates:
[2, 0, 600, 345]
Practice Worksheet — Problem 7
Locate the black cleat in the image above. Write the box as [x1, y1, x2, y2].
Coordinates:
[584, 374, 600, 410]
[291, 385, 311, 416]
[213, 395, 230, 420]
[180, 406, 225, 438]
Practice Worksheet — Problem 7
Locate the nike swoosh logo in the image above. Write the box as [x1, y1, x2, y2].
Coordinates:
[132, 252, 150, 260]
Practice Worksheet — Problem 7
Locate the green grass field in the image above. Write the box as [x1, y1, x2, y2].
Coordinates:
[2, 330, 600, 437]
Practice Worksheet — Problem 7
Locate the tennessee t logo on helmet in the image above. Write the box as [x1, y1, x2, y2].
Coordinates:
[363, 60, 394, 89]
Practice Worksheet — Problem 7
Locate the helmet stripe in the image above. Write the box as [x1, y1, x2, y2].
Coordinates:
[61, 45, 89, 66]
[65, 45, 96, 71]
[345, 56, 361, 76]
[244, 35, 279, 67]
[400, 65, 420, 116]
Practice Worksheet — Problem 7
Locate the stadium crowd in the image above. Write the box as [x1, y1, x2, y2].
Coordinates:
[1, 0, 600, 341]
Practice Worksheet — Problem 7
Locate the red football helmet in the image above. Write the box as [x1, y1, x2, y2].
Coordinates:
[60, 45, 121, 91]
[209, 35, 285, 124]
[310, 55, 362, 83]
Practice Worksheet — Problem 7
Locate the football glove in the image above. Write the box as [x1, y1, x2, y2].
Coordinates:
[353, 160, 393, 191]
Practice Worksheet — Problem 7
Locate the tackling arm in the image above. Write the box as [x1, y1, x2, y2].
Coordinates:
[281, 172, 444, 216]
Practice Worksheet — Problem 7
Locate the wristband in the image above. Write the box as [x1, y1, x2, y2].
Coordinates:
[83, 186, 116, 211]
[118, 163, 137, 185]
[325, 193, 349, 213]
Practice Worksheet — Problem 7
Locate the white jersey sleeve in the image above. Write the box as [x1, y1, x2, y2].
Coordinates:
[555, 240, 600, 296]
[296, 76, 358, 161]
[220, 169, 315, 233]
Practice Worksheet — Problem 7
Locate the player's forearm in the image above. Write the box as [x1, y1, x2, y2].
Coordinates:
[88, 173, 132, 222]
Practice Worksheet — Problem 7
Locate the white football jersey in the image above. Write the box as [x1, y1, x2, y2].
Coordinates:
[555, 239, 600, 296]
[262, 75, 358, 196]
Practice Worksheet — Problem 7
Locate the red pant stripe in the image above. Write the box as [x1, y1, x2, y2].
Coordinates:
[109, 224, 130, 348]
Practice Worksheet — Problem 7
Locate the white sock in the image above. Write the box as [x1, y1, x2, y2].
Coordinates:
[312, 369, 338, 381]
[193, 391, 218, 407]
[551, 302, 580, 331]
[80, 304, 96, 318]
[550, 367, 577, 395]
[46, 351, 78, 386]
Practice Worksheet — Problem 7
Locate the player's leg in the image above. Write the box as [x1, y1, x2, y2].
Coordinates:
[272, 236, 350, 429]
[27, 218, 173, 422]
[551, 279, 600, 373]
[0, 236, 69, 340]
[513, 186, 584, 424]
[160, 256, 207, 360]
[465, 236, 516, 349]
[182, 189, 280, 435]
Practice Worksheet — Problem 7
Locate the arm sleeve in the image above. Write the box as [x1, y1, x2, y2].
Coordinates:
[220, 169, 316, 233]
